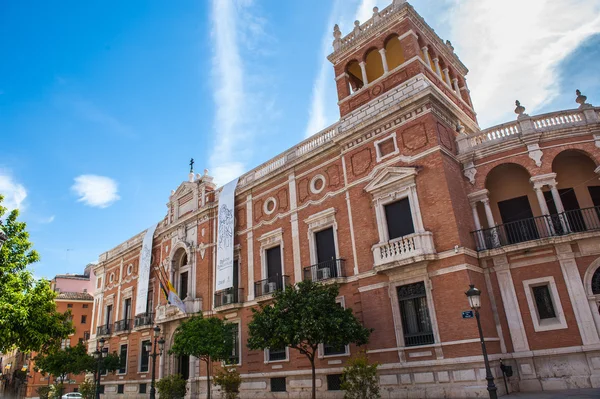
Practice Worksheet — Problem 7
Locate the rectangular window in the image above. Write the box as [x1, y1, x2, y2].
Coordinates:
[266, 246, 282, 279]
[384, 198, 415, 240]
[227, 323, 240, 365]
[119, 344, 128, 374]
[98, 385, 105, 394]
[139, 384, 147, 394]
[179, 271, 188, 300]
[117, 384, 124, 394]
[315, 227, 336, 264]
[146, 290, 154, 314]
[67, 304, 73, 308]
[233, 260, 239, 290]
[140, 341, 150, 372]
[123, 298, 132, 321]
[81, 315, 87, 324]
[323, 301, 347, 356]
[397, 282, 434, 347]
[532, 285, 556, 320]
[61, 338, 70, 349]
[268, 347, 287, 362]
[105, 305, 113, 326]
[327, 374, 342, 391]
[83, 304, 89, 309]
[270, 377, 286, 392]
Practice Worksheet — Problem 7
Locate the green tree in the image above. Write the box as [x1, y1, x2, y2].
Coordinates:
[170, 313, 235, 399]
[0, 195, 73, 353]
[78, 378, 96, 399]
[34, 342, 121, 397]
[340, 352, 380, 399]
[156, 374, 188, 399]
[213, 366, 241, 399]
[247, 280, 371, 399]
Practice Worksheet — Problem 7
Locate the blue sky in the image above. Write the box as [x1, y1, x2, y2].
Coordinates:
[1, 0, 599, 279]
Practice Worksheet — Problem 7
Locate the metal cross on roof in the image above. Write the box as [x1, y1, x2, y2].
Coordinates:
[189, 158, 194, 173]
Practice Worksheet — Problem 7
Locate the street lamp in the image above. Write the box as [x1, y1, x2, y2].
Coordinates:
[94, 338, 108, 399]
[0, 221, 7, 249]
[465, 284, 497, 399]
[148, 325, 165, 399]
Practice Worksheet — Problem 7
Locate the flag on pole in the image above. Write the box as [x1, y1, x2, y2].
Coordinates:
[157, 266, 186, 314]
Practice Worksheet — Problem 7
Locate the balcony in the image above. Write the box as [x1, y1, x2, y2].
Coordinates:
[372, 232, 436, 268]
[254, 275, 290, 298]
[114, 319, 132, 333]
[96, 324, 111, 337]
[472, 206, 600, 250]
[133, 313, 154, 328]
[303, 259, 345, 282]
[214, 288, 243, 308]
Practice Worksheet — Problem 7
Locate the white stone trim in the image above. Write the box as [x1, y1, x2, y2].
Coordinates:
[309, 174, 326, 195]
[583, 257, 600, 338]
[264, 346, 290, 364]
[288, 174, 303, 285]
[374, 133, 399, 162]
[263, 197, 277, 215]
[522, 276, 568, 332]
[258, 228, 285, 280]
[304, 208, 340, 267]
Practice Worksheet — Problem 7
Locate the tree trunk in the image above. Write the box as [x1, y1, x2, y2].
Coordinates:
[206, 358, 211, 399]
[310, 356, 316, 399]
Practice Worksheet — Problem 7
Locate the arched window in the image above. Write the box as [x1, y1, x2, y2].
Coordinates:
[346, 60, 364, 94]
[592, 268, 600, 295]
[365, 48, 384, 83]
[384, 35, 405, 70]
[172, 248, 190, 300]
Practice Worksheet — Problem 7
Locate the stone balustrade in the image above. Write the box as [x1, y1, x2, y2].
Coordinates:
[458, 107, 599, 154]
[372, 231, 435, 267]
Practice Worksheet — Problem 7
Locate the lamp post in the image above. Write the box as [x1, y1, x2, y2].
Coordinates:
[465, 284, 497, 399]
[147, 325, 165, 399]
[94, 338, 107, 399]
[0, 221, 7, 249]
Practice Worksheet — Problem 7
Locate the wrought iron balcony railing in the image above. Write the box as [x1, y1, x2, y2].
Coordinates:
[472, 206, 600, 250]
[404, 331, 435, 347]
[114, 319, 132, 333]
[96, 324, 111, 336]
[133, 313, 154, 328]
[215, 288, 243, 308]
[254, 275, 290, 298]
[303, 259, 345, 282]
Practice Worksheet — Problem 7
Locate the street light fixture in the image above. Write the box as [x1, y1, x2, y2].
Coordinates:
[465, 284, 497, 399]
[94, 338, 107, 399]
[149, 326, 165, 399]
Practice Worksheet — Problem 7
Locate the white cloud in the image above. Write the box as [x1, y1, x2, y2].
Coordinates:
[0, 171, 27, 213]
[71, 175, 120, 208]
[446, 0, 600, 127]
[209, 0, 273, 186]
[304, 0, 382, 138]
[40, 215, 55, 224]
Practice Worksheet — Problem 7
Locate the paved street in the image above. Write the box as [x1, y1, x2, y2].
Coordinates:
[504, 389, 600, 398]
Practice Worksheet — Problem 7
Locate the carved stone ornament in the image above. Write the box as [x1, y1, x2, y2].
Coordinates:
[515, 100, 528, 119]
[463, 161, 477, 185]
[576, 89, 592, 109]
[527, 143, 543, 167]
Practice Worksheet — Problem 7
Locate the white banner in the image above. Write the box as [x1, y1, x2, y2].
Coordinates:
[135, 223, 158, 316]
[215, 178, 239, 291]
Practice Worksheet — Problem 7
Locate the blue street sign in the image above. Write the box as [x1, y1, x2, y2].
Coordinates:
[462, 310, 474, 319]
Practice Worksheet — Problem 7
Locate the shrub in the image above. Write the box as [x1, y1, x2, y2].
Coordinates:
[156, 374, 188, 399]
[213, 367, 242, 399]
[341, 352, 380, 399]
[36, 386, 51, 399]
[78, 378, 96, 399]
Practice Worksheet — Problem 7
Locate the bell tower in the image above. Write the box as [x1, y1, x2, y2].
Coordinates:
[328, 0, 476, 125]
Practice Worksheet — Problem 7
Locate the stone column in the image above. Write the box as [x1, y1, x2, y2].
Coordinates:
[422, 46, 431, 68]
[443, 68, 451, 86]
[482, 198, 500, 247]
[556, 244, 600, 345]
[379, 48, 389, 74]
[533, 186, 555, 236]
[452, 78, 460, 95]
[432, 57, 442, 78]
[471, 202, 485, 250]
[288, 174, 302, 284]
[359, 61, 369, 86]
[550, 182, 570, 232]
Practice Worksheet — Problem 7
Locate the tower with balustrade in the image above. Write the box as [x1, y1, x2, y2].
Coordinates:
[84, 1, 600, 398]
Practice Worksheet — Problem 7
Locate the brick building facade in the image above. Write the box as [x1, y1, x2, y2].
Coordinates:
[89, 0, 600, 397]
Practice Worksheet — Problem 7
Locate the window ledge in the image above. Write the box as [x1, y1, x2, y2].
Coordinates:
[534, 317, 569, 332]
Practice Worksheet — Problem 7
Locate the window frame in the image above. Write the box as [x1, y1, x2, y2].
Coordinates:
[374, 132, 399, 162]
[118, 344, 128, 375]
[523, 276, 568, 332]
[139, 340, 150, 373]
[319, 297, 350, 358]
[264, 346, 289, 364]
[305, 208, 340, 267]
[224, 321, 242, 366]
[259, 228, 285, 281]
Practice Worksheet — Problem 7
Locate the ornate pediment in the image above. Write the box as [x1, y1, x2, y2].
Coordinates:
[170, 181, 195, 201]
[364, 166, 418, 194]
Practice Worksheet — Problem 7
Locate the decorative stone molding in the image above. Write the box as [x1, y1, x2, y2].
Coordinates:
[527, 143, 543, 167]
[309, 175, 326, 195]
[463, 161, 477, 185]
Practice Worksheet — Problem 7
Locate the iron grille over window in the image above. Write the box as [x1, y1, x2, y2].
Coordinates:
[268, 347, 286, 362]
[270, 377, 286, 392]
[118, 345, 127, 374]
[117, 384, 124, 394]
[139, 384, 147, 394]
[226, 323, 240, 364]
[532, 285, 556, 320]
[397, 282, 434, 347]
[140, 341, 150, 372]
[327, 374, 342, 391]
